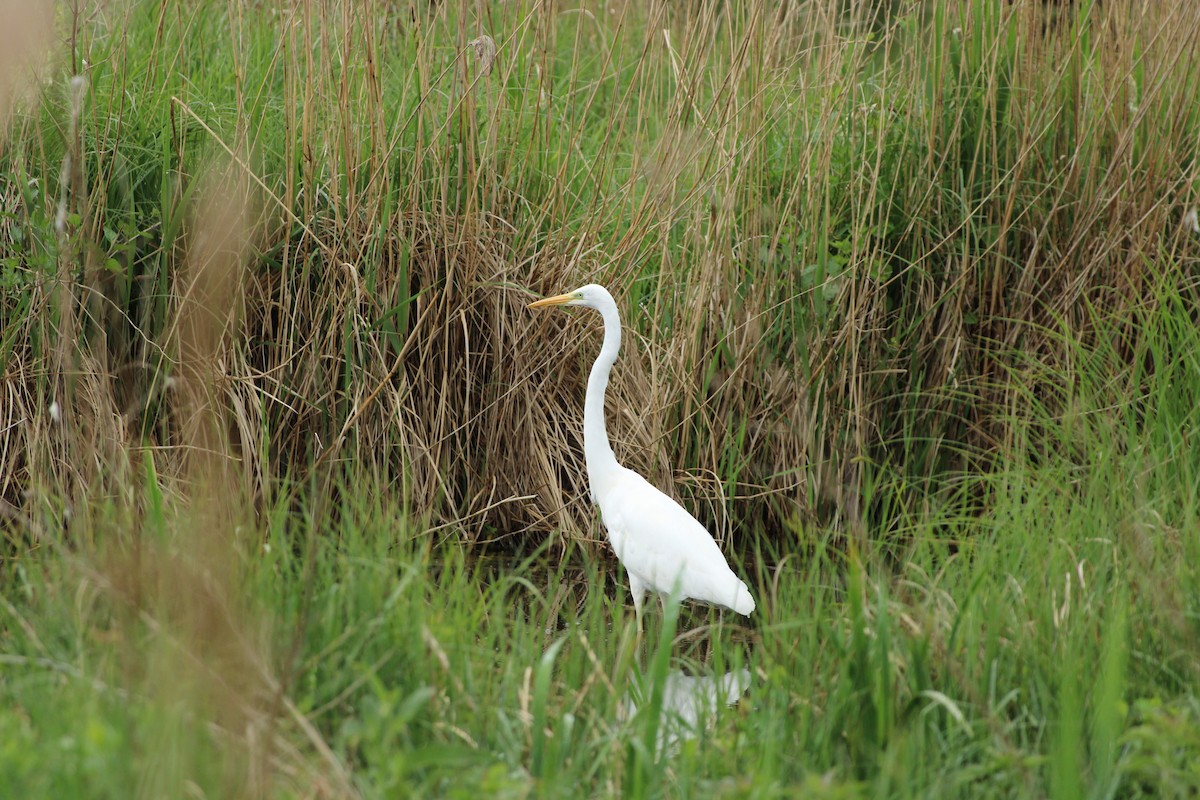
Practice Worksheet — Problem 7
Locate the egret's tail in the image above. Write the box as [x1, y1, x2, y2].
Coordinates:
[732, 580, 756, 616]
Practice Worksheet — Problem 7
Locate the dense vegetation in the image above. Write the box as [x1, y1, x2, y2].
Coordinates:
[2, 0, 1199, 796]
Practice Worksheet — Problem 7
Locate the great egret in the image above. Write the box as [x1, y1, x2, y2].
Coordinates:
[528, 284, 756, 618]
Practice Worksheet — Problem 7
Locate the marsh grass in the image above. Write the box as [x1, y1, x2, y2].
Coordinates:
[4, 0, 1197, 541]
[3, 0, 1200, 796]
[4, 311, 1199, 795]
[5, 273, 1200, 795]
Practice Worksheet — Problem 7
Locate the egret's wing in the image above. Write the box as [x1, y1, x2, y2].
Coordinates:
[601, 470, 752, 612]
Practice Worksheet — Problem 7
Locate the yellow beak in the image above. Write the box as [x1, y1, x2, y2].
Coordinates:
[528, 293, 576, 309]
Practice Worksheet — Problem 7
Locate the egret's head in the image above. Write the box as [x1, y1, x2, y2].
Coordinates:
[527, 283, 613, 311]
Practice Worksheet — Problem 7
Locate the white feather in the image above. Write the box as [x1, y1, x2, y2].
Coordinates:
[601, 467, 754, 614]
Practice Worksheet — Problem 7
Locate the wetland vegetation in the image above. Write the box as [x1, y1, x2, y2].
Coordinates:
[3, 0, 1200, 796]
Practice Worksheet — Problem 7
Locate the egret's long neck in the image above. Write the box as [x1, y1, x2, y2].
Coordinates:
[584, 302, 622, 480]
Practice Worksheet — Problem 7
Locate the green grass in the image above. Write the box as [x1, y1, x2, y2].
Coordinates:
[5, 288, 1200, 797]
[4, 0, 1200, 796]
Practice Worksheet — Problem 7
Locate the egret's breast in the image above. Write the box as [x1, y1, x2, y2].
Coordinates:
[596, 495, 627, 557]
[596, 504, 616, 543]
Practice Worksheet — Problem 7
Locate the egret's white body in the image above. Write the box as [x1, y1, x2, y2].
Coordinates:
[529, 284, 755, 617]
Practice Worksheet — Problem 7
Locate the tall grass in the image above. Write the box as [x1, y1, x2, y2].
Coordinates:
[3, 285, 1199, 795]
[3, 0, 1196, 542]
[3, 0, 1200, 795]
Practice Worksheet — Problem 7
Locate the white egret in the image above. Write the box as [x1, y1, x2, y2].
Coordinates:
[528, 284, 756, 618]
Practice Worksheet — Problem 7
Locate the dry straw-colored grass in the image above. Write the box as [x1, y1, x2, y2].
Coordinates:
[2, 0, 1199, 553]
